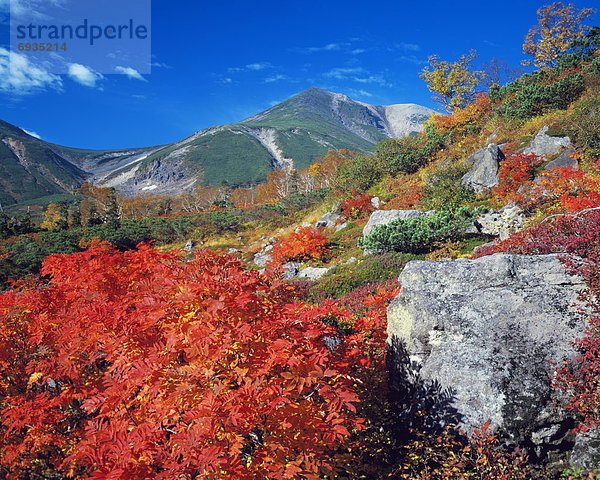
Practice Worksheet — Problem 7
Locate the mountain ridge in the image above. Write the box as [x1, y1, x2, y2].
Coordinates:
[0, 88, 436, 205]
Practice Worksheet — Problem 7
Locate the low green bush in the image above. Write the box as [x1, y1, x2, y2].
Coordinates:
[359, 207, 479, 254]
[421, 165, 475, 210]
[306, 252, 418, 300]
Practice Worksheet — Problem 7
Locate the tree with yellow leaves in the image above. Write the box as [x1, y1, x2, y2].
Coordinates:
[419, 50, 486, 112]
[40, 203, 67, 230]
[522, 2, 595, 68]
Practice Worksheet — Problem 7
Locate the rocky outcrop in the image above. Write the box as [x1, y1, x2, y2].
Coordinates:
[298, 266, 330, 281]
[254, 244, 273, 267]
[523, 126, 572, 159]
[316, 212, 342, 229]
[387, 253, 594, 466]
[461, 144, 505, 193]
[544, 147, 578, 171]
[363, 210, 434, 237]
[475, 204, 526, 240]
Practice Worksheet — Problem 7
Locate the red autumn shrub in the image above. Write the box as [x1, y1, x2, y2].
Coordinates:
[473, 209, 600, 432]
[517, 166, 600, 213]
[0, 243, 362, 479]
[340, 191, 375, 220]
[269, 227, 330, 265]
[493, 153, 544, 200]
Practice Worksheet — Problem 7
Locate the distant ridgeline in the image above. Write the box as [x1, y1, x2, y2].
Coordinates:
[0, 88, 435, 207]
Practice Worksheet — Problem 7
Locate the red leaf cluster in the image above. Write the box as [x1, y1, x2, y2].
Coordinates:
[493, 153, 544, 200]
[340, 192, 375, 220]
[0, 243, 362, 479]
[269, 227, 330, 265]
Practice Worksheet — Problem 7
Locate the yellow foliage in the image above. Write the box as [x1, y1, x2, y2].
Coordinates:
[419, 50, 486, 112]
[522, 2, 595, 68]
[40, 203, 64, 230]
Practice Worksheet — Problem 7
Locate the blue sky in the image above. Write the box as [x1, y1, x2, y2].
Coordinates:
[0, 0, 597, 149]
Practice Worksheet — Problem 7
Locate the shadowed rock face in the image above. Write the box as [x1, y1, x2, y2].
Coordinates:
[461, 143, 505, 193]
[387, 253, 596, 466]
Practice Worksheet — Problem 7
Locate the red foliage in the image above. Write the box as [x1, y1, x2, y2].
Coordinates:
[473, 209, 600, 431]
[340, 192, 375, 220]
[516, 166, 600, 213]
[269, 227, 330, 265]
[493, 153, 544, 200]
[0, 243, 363, 479]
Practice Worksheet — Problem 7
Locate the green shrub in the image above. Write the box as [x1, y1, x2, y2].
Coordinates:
[307, 252, 417, 300]
[495, 73, 585, 118]
[334, 153, 385, 193]
[359, 207, 479, 254]
[570, 95, 600, 150]
[421, 165, 475, 210]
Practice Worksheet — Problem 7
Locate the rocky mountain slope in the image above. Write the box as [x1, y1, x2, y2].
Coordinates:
[0, 88, 435, 205]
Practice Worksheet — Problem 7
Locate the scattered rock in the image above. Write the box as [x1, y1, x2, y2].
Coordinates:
[254, 244, 273, 267]
[298, 266, 330, 281]
[316, 212, 342, 229]
[228, 248, 241, 255]
[335, 222, 348, 232]
[522, 126, 572, 159]
[283, 262, 301, 279]
[461, 144, 505, 193]
[345, 256, 358, 264]
[183, 240, 194, 251]
[387, 253, 590, 465]
[363, 210, 435, 237]
[475, 204, 526, 240]
[371, 197, 381, 209]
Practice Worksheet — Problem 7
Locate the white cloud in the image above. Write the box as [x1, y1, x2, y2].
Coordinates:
[68, 63, 103, 87]
[351, 48, 367, 55]
[397, 42, 421, 52]
[115, 66, 147, 81]
[246, 62, 271, 71]
[228, 62, 272, 73]
[348, 89, 373, 98]
[151, 61, 172, 69]
[324, 66, 391, 87]
[264, 74, 287, 83]
[299, 42, 350, 53]
[325, 67, 364, 79]
[0, 47, 62, 94]
[22, 128, 41, 138]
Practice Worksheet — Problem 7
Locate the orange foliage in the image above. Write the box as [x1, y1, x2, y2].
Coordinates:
[0, 243, 362, 479]
[491, 153, 544, 204]
[432, 93, 491, 132]
[269, 227, 330, 265]
[340, 191, 375, 220]
[383, 176, 423, 210]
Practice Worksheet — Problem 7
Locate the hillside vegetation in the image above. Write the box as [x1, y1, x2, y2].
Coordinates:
[0, 7, 599, 480]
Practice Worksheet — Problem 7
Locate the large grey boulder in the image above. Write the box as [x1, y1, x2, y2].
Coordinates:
[363, 210, 434, 237]
[523, 126, 572, 159]
[461, 144, 505, 193]
[387, 253, 594, 466]
[475, 204, 526, 240]
[544, 147, 578, 171]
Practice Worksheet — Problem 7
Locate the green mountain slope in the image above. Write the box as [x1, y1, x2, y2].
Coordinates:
[1, 88, 435, 204]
